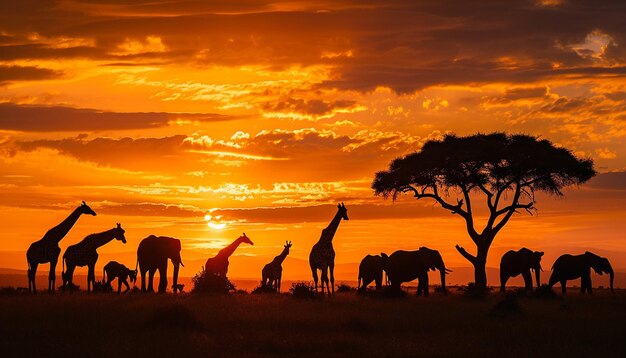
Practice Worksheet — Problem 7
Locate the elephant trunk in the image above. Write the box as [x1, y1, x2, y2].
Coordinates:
[173, 263, 180, 293]
[535, 268, 541, 289]
[439, 267, 447, 295]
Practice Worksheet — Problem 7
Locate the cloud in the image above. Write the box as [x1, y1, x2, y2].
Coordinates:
[1, 0, 625, 93]
[0, 65, 61, 85]
[0, 103, 235, 132]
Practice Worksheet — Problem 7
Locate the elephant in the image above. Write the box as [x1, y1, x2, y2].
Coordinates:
[357, 253, 388, 292]
[103, 261, 137, 293]
[136, 235, 184, 293]
[499, 248, 544, 292]
[548, 251, 614, 294]
[385, 247, 450, 296]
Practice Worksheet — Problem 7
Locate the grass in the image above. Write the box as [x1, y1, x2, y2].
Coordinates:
[0, 289, 624, 357]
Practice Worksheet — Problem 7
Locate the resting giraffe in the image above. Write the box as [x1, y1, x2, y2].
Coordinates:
[309, 203, 349, 297]
[62, 223, 126, 292]
[205, 233, 254, 277]
[262, 241, 292, 292]
[26, 201, 96, 293]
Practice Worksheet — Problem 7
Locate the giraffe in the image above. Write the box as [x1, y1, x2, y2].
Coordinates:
[309, 203, 349, 297]
[62, 223, 126, 292]
[262, 241, 292, 292]
[205, 233, 254, 277]
[26, 201, 97, 293]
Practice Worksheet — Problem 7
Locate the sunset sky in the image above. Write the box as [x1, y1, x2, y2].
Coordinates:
[1, 0, 625, 287]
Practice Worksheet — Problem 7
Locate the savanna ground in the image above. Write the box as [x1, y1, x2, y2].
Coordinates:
[0, 287, 624, 357]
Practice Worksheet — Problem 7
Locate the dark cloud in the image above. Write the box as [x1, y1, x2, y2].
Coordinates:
[1, 1, 625, 92]
[586, 171, 626, 190]
[0, 65, 61, 85]
[14, 135, 189, 168]
[263, 98, 357, 116]
[0, 103, 235, 132]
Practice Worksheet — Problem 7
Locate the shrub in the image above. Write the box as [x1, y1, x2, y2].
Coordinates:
[337, 283, 356, 293]
[490, 293, 522, 318]
[92, 280, 113, 293]
[534, 284, 560, 300]
[251, 284, 277, 294]
[191, 268, 235, 294]
[460, 282, 492, 298]
[289, 282, 317, 299]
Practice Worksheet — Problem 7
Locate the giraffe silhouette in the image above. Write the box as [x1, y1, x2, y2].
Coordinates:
[204, 233, 254, 277]
[26, 201, 97, 293]
[262, 241, 292, 292]
[309, 203, 349, 297]
[62, 223, 126, 292]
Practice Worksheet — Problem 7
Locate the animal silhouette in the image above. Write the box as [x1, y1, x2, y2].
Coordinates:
[548, 251, 614, 294]
[309, 203, 349, 297]
[136, 235, 184, 293]
[262, 241, 292, 292]
[26, 201, 96, 293]
[103, 261, 137, 293]
[205, 233, 254, 277]
[385, 247, 450, 296]
[62, 223, 126, 292]
[499, 248, 544, 292]
[358, 253, 388, 292]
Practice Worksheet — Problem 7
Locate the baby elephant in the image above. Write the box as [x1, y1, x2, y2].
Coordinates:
[103, 261, 137, 293]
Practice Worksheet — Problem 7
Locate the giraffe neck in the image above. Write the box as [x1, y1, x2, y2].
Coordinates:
[47, 207, 84, 244]
[273, 247, 290, 264]
[321, 210, 343, 243]
[83, 228, 118, 250]
[217, 238, 244, 259]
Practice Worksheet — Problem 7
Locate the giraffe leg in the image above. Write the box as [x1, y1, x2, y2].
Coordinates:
[321, 267, 329, 297]
[64, 265, 76, 292]
[277, 272, 282, 293]
[49, 259, 58, 293]
[329, 262, 335, 297]
[311, 267, 319, 294]
[28, 262, 38, 294]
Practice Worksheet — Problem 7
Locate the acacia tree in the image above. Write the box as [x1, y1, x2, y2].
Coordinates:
[372, 133, 595, 289]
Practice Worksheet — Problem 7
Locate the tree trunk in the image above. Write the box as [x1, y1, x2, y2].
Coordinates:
[473, 242, 489, 290]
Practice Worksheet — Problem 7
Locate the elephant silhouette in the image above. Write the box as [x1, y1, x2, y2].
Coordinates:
[357, 253, 388, 292]
[103, 261, 137, 293]
[548, 251, 614, 294]
[499, 248, 544, 292]
[385, 247, 451, 296]
[136, 235, 184, 293]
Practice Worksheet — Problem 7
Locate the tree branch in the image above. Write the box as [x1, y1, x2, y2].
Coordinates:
[494, 201, 535, 217]
[455, 244, 477, 265]
[492, 184, 523, 234]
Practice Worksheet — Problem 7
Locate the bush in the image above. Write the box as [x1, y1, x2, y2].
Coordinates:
[534, 284, 560, 300]
[460, 282, 492, 298]
[92, 280, 113, 293]
[60, 283, 80, 292]
[490, 293, 522, 318]
[251, 284, 277, 294]
[289, 282, 317, 299]
[191, 268, 235, 294]
[337, 283, 356, 293]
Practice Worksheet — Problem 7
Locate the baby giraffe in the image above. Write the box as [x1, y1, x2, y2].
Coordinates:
[103, 261, 137, 293]
[262, 241, 292, 292]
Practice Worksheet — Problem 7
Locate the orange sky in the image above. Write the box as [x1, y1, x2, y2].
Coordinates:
[0, 0, 625, 287]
